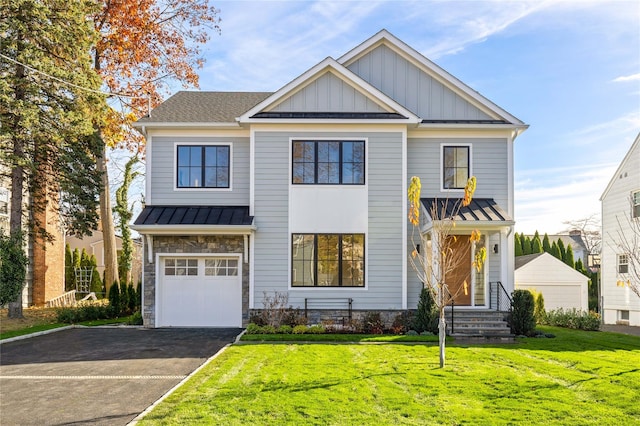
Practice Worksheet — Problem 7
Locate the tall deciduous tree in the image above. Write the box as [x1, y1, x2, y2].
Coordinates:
[610, 198, 640, 298]
[0, 0, 105, 317]
[90, 0, 221, 291]
[408, 176, 485, 368]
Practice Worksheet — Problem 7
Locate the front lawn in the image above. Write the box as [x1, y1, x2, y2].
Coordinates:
[137, 327, 640, 425]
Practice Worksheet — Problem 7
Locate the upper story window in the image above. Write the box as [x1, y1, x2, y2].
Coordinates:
[292, 233, 365, 287]
[442, 145, 470, 190]
[618, 254, 629, 274]
[292, 140, 365, 185]
[633, 190, 640, 219]
[177, 145, 230, 188]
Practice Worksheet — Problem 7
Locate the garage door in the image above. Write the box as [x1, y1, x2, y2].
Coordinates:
[158, 256, 242, 327]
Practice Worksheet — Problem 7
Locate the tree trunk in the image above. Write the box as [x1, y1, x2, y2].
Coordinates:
[8, 61, 26, 319]
[97, 142, 119, 292]
[438, 309, 446, 368]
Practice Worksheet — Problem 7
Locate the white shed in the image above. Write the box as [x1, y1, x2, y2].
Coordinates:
[515, 252, 589, 312]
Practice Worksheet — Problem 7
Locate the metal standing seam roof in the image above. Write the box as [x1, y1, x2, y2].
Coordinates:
[133, 206, 254, 226]
[420, 198, 512, 222]
[136, 91, 273, 124]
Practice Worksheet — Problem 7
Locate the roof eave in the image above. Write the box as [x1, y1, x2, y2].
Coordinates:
[130, 224, 257, 235]
[132, 121, 241, 129]
[417, 123, 529, 132]
[238, 118, 420, 125]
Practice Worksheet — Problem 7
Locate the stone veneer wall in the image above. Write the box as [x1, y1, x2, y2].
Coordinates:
[143, 235, 249, 327]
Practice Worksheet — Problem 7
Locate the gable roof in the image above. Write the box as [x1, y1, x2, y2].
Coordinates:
[135, 91, 271, 125]
[239, 57, 420, 123]
[339, 30, 527, 129]
[600, 132, 640, 201]
[515, 252, 545, 270]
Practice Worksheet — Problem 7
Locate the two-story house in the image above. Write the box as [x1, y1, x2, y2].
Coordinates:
[132, 30, 527, 328]
[600, 133, 640, 326]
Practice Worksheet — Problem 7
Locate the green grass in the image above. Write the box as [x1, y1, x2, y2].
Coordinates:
[240, 333, 440, 343]
[0, 316, 134, 340]
[138, 327, 640, 425]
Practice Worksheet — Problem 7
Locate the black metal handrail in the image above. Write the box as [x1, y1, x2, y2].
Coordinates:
[489, 281, 512, 312]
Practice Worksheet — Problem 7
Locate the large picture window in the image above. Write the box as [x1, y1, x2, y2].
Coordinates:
[177, 145, 230, 188]
[292, 140, 365, 184]
[443, 146, 470, 189]
[292, 233, 364, 287]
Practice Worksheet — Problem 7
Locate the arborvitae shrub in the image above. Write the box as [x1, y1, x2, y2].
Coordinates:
[414, 287, 438, 333]
[108, 281, 120, 316]
[127, 284, 137, 312]
[119, 281, 129, 314]
[511, 289, 536, 336]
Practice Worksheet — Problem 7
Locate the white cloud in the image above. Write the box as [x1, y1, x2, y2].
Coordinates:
[613, 73, 640, 83]
[565, 112, 640, 151]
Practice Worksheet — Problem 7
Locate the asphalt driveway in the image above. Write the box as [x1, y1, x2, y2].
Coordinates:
[0, 327, 241, 425]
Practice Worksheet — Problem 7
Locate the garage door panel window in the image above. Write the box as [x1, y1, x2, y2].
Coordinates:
[165, 258, 198, 276]
[205, 258, 239, 276]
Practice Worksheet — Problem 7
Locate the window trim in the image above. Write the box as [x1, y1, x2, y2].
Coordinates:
[618, 254, 629, 274]
[291, 139, 366, 185]
[291, 233, 366, 288]
[440, 143, 472, 191]
[632, 190, 640, 219]
[173, 142, 233, 191]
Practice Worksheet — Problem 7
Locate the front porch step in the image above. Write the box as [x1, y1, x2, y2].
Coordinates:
[445, 309, 513, 339]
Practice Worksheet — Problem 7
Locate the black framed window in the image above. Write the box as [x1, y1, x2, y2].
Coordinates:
[292, 233, 364, 287]
[177, 145, 229, 188]
[292, 140, 364, 184]
[443, 146, 469, 189]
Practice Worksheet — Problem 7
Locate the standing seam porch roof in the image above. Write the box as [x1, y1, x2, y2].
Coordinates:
[420, 198, 512, 222]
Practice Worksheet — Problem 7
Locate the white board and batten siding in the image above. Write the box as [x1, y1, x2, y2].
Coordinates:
[601, 135, 640, 325]
[252, 131, 404, 311]
[515, 253, 589, 312]
[347, 44, 494, 121]
[149, 136, 251, 206]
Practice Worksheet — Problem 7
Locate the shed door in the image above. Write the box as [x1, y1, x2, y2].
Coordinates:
[158, 257, 241, 327]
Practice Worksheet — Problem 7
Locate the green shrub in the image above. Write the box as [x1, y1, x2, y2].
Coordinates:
[55, 303, 116, 323]
[277, 325, 293, 334]
[127, 284, 137, 312]
[108, 282, 120, 315]
[511, 289, 536, 336]
[414, 287, 438, 333]
[245, 323, 263, 334]
[392, 311, 414, 334]
[542, 308, 601, 331]
[530, 289, 546, 324]
[119, 281, 129, 314]
[261, 325, 277, 334]
[128, 311, 143, 325]
[307, 325, 325, 334]
[293, 325, 308, 334]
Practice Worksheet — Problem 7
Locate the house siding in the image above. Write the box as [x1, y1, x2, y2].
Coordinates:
[253, 130, 404, 310]
[347, 44, 493, 121]
[150, 136, 250, 205]
[270, 72, 387, 113]
[601, 138, 640, 325]
[405, 137, 509, 308]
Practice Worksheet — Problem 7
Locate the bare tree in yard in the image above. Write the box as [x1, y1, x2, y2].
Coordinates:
[610, 197, 640, 298]
[408, 176, 486, 368]
[563, 214, 602, 257]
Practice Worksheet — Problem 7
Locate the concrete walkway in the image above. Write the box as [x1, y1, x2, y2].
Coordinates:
[0, 327, 241, 426]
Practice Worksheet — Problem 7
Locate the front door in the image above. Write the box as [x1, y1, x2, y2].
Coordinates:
[445, 236, 472, 306]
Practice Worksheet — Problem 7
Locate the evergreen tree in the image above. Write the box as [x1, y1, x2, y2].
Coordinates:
[64, 244, 74, 291]
[564, 244, 575, 268]
[575, 258, 587, 275]
[515, 233, 523, 257]
[523, 235, 533, 255]
[520, 233, 528, 255]
[89, 254, 102, 295]
[557, 238, 566, 260]
[532, 236, 543, 253]
[542, 233, 551, 253]
[0, 0, 106, 317]
[551, 241, 561, 260]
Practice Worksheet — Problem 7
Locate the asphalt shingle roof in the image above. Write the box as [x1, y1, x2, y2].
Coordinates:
[515, 252, 545, 270]
[136, 91, 272, 124]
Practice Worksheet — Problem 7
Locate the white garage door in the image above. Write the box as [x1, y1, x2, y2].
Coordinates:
[158, 256, 242, 327]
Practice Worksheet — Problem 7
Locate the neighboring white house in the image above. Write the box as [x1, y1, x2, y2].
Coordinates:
[131, 30, 528, 328]
[515, 252, 589, 312]
[600, 133, 640, 326]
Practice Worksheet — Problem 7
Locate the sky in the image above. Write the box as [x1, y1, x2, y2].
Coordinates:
[163, 0, 640, 234]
